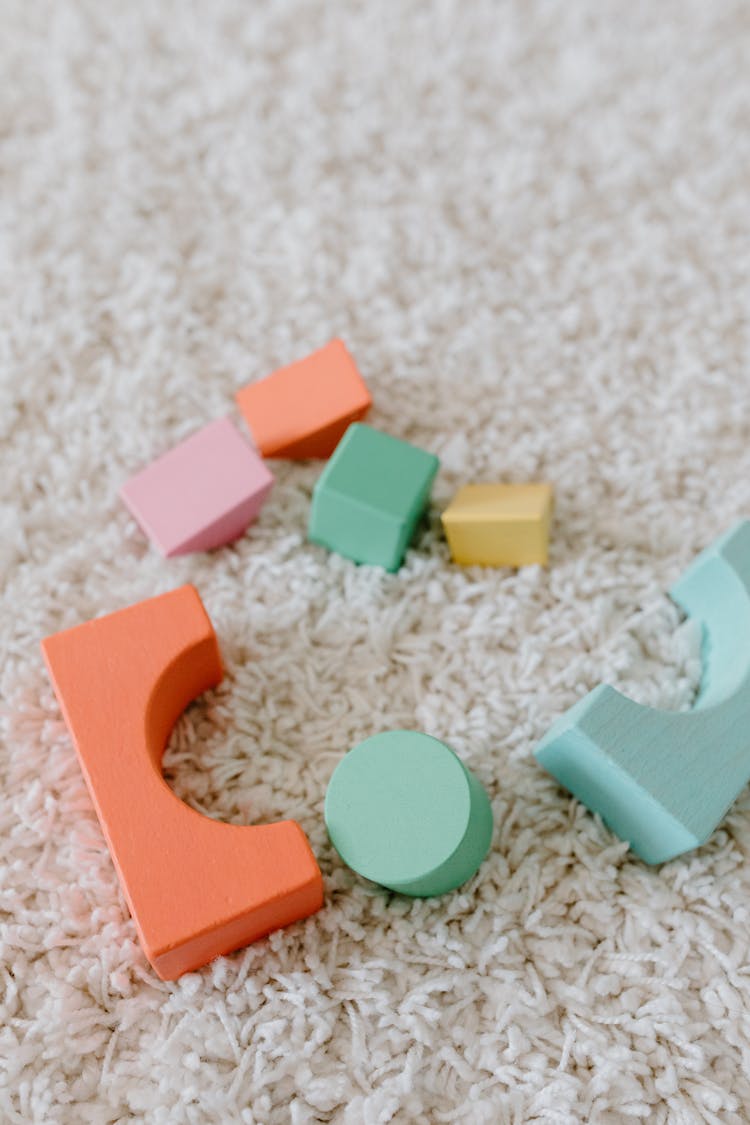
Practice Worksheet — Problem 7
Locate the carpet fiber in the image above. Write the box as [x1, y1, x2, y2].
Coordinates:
[2, 1, 750, 1121]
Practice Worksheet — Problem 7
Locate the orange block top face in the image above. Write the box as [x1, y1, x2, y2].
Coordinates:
[236, 339, 372, 459]
[41, 586, 323, 980]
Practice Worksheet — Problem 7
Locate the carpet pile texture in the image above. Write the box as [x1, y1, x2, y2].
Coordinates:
[1, 1, 749, 1121]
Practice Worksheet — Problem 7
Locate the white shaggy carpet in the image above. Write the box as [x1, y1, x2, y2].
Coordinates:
[2, 1, 750, 1121]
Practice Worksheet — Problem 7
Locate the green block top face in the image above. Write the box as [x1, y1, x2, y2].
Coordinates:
[315, 424, 440, 522]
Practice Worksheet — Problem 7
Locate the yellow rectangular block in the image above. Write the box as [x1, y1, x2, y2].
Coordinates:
[441, 483, 553, 567]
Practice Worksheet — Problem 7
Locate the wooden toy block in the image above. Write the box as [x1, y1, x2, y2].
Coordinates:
[308, 423, 440, 572]
[41, 586, 323, 980]
[535, 521, 750, 864]
[235, 339, 372, 459]
[325, 730, 493, 896]
[441, 483, 553, 567]
[120, 416, 274, 557]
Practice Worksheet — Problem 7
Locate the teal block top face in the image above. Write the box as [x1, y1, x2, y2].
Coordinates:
[315, 424, 439, 522]
[535, 521, 750, 864]
[324, 730, 494, 897]
[309, 424, 440, 571]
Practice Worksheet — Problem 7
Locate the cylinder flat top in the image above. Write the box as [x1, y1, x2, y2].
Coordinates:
[324, 730, 472, 887]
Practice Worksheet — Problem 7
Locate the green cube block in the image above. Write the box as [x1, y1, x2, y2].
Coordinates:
[308, 423, 440, 571]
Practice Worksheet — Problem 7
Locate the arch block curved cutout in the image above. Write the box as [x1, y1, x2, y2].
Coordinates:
[41, 585, 323, 979]
[535, 521, 750, 864]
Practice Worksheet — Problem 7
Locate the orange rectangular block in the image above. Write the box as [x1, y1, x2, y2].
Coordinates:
[41, 586, 323, 979]
[236, 338, 372, 458]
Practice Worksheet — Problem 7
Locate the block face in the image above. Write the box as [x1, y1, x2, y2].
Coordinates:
[442, 483, 553, 567]
[120, 416, 274, 557]
[235, 338, 372, 459]
[309, 491, 403, 571]
[308, 423, 440, 571]
[320, 424, 440, 521]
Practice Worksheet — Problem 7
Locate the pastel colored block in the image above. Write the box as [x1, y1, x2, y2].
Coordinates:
[235, 339, 372, 459]
[41, 586, 323, 980]
[535, 521, 750, 864]
[308, 423, 439, 572]
[120, 416, 274, 556]
[325, 730, 493, 896]
[441, 483, 553, 567]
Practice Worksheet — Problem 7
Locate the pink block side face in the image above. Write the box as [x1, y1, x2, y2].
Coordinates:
[120, 417, 274, 556]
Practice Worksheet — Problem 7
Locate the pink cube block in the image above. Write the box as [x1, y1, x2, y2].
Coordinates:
[120, 417, 274, 556]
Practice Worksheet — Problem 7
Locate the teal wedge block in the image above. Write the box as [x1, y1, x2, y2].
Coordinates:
[536, 521, 750, 864]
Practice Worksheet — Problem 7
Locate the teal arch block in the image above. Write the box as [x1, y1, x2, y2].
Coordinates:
[535, 521, 750, 864]
[308, 424, 439, 572]
[325, 730, 494, 896]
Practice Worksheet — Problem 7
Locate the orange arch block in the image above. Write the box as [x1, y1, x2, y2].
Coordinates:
[41, 585, 323, 980]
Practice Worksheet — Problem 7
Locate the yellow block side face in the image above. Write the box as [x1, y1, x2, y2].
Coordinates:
[441, 483, 553, 567]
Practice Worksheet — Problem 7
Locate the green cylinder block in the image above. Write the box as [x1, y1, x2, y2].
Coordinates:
[325, 730, 494, 897]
